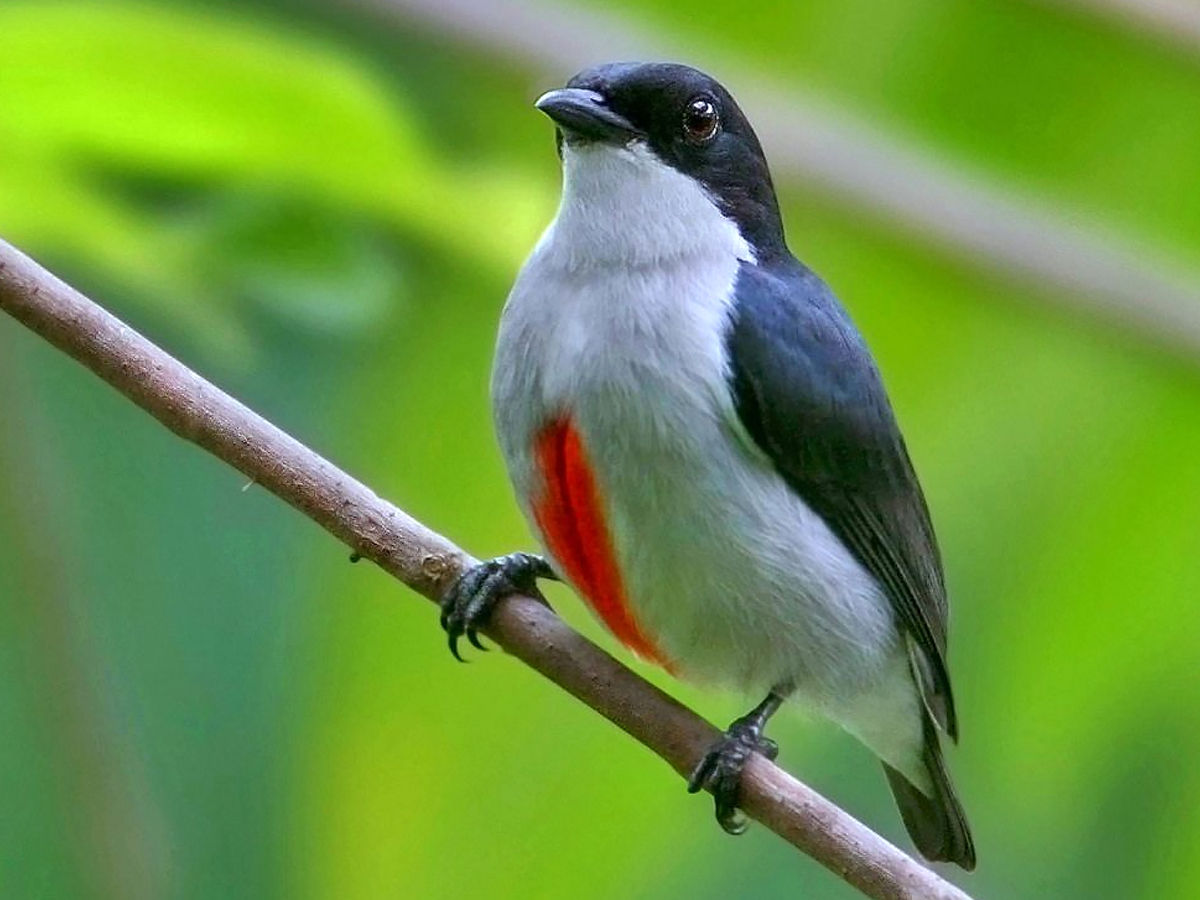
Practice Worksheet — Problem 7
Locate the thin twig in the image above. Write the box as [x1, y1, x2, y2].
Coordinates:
[0, 238, 973, 899]
[351, 0, 1200, 365]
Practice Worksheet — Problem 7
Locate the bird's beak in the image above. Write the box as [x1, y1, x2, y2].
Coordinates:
[535, 88, 643, 144]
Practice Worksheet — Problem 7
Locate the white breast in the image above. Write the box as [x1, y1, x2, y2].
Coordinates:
[492, 140, 905, 720]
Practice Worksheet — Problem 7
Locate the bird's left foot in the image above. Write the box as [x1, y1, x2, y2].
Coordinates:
[439, 552, 556, 661]
[687, 689, 787, 834]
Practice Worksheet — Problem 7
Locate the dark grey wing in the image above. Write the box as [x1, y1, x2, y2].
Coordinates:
[727, 261, 957, 739]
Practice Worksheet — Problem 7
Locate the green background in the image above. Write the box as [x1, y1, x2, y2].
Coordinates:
[1, 1, 1198, 897]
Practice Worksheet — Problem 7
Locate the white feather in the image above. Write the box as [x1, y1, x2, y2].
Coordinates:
[492, 140, 927, 785]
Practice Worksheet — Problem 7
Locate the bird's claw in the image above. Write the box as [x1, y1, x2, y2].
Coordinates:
[687, 714, 779, 835]
[439, 552, 554, 661]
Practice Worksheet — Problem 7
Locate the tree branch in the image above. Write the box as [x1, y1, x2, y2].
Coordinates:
[1035, 0, 1200, 60]
[0, 237, 973, 900]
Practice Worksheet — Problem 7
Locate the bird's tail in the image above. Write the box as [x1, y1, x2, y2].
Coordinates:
[883, 713, 976, 870]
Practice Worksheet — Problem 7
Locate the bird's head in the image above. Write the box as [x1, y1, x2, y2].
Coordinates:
[535, 62, 786, 262]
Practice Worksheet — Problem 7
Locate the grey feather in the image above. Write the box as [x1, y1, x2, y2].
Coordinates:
[726, 259, 958, 739]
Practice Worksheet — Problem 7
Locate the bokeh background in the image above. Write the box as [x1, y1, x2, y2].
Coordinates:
[2, 1, 1199, 897]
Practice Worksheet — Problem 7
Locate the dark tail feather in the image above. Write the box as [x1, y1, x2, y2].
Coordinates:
[883, 715, 976, 870]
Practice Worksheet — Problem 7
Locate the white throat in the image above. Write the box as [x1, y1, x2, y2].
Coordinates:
[539, 141, 754, 269]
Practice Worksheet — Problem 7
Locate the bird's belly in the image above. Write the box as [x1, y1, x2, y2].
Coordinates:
[540, 403, 899, 699]
[496, 251, 897, 699]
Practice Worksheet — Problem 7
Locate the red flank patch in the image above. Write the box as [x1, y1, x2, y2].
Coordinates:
[533, 418, 670, 669]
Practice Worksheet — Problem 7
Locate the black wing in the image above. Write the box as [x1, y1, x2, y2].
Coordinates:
[726, 260, 957, 739]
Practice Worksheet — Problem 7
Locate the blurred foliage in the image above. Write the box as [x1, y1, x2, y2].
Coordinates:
[1, 1, 1198, 899]
[0, 2, 549, 359]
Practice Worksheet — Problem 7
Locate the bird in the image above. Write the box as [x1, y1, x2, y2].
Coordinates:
[439, 61, 975, 870]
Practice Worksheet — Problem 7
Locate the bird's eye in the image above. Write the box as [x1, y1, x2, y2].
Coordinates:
[682, 97, 719, 143]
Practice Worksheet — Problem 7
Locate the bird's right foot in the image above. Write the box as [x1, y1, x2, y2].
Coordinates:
[687, 688, 789, 834]
[439, 552, 556, 661]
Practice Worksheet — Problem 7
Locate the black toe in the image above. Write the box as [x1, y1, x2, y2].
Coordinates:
[688, 731, 757, 835]
[687, 692, 787, 836]
[438, 552, 555, 661]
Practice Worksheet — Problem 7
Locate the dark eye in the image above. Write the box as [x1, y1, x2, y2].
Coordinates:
[682, 97, 719, 143]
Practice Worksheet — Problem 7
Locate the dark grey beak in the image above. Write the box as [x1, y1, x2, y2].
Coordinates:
[535, 88, 643, 143]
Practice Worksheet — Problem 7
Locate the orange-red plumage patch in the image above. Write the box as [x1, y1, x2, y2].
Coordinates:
[533, 418, 669, 668]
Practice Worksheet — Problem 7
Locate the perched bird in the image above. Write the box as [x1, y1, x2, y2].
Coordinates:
[440, 61, 975, 869]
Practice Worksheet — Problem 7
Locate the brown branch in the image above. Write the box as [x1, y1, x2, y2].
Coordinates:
[0, 237, 974, 900]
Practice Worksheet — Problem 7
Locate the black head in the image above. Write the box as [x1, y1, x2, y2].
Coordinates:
[535, 62, 787, 257]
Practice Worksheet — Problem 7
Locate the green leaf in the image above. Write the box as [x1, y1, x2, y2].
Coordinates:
[0, 2, 551, 359]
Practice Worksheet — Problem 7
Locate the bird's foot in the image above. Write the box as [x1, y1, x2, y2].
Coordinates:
[687, 692, 786, 835]
[439, 552, 555, 661]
